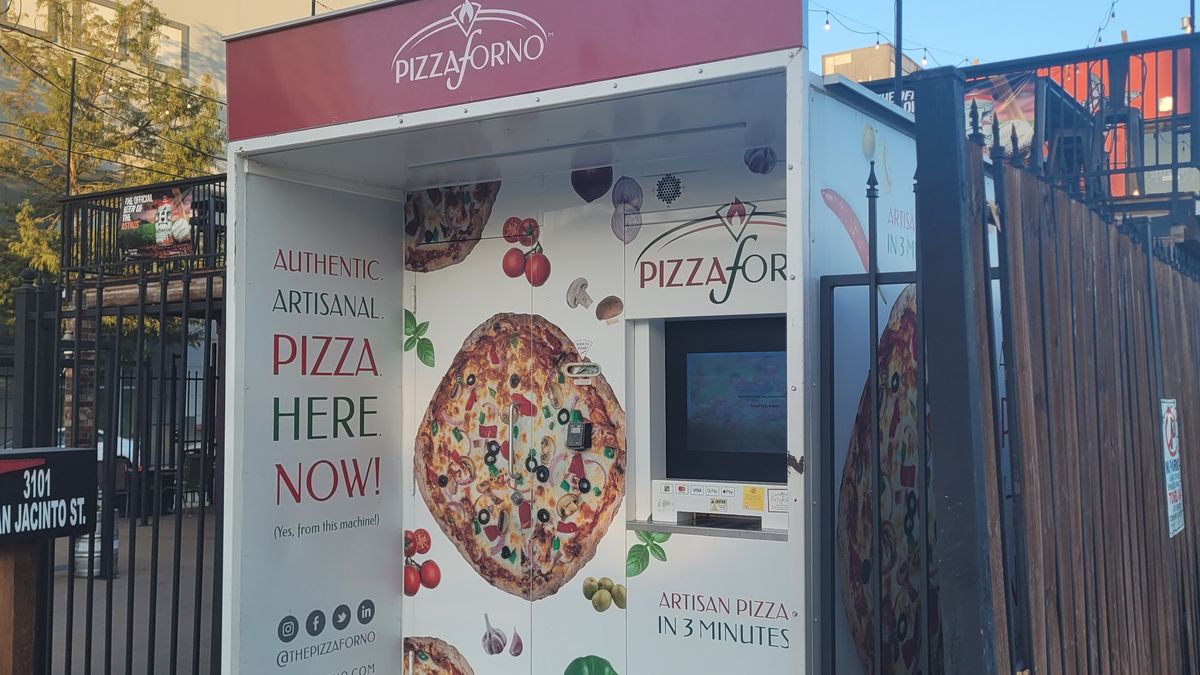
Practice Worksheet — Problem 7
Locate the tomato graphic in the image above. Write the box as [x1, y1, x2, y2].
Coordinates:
[525, 252, 551, 287]
[518, 218, 540, 247]
[502, 248, 527, 277]
[404, 563, 421, 596]
[413, 528, 431, 555]
[420, 560, 441, 589]
[502, 217, 524, 243]
[404, 530, 415, 558]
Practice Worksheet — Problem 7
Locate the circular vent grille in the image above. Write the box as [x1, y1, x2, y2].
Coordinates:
[655, 174, 683, 204]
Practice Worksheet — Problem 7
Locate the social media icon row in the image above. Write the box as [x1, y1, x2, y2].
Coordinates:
[277, 599, 375, 643]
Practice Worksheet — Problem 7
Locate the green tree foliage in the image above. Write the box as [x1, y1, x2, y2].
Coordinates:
[0, 0, 225, 324]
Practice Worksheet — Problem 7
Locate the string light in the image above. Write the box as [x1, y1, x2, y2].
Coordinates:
[811, 6, 969, 69]
[921, 48, 928, 66]
[1090, 0, 1119, 47]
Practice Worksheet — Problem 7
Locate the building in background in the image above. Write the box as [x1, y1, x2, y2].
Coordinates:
[822, 44, 922, 84]
[2, 0, 362, 97]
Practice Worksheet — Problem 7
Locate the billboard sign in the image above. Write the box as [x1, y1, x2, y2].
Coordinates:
[117, 187, 195, 260]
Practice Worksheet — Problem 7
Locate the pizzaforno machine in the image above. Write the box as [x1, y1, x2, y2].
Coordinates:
[222, 1, 916, 673]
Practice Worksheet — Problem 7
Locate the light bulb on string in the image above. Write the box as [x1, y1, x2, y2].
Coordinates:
[824, 11, 830, 31]
[921, 49, 928, 66]
[874, 33, 880, 49]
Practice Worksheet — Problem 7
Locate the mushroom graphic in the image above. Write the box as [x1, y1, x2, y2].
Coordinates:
[566, 278, 593, 309]
[595, 296, 623, 324]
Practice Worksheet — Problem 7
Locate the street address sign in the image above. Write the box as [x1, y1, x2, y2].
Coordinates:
[0, 448, 96, 540]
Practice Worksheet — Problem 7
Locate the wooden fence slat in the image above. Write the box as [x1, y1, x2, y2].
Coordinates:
[1102, 216, 1130, 675]
[1005, 167, 1050, 674]
[1119, 234, 1155, 674]
[1060, 193, 1090, 675]
[997, 169, 1200, 674]
[1029, 176, 1067, 675]
[967, 147, 1013, 675]
[1069, 205, 1107, 675]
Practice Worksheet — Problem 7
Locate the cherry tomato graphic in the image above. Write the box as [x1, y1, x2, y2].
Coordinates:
[420, 560, 441, 589]
[525, 252, 551, 287]
[413, 528, 431, 555]
[518, 218, 540, 247]
[502, 217, 523, 244]
[404, 563, 421, 596]
[502, 247, 526, 278]
[404, 530, 415, 558]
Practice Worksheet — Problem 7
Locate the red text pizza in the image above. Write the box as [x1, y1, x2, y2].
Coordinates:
[405, 181, 501, 272]
[837, 285, 942, 674]
[415, 313, 626, 600]
[403, 636, 474, 675]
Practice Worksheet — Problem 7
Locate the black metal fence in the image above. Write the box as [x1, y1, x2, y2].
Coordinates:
[965, 35, 1197, 212]
[867, 34, 1200, 240]
[14, 174, 226, 675]
[0, 336, 13, 448]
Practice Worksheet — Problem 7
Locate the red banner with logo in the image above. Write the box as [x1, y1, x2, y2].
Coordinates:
[226, 0, 804, 140]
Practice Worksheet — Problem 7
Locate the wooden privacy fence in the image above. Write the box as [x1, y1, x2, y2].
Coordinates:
[999, 163, 1200, 675]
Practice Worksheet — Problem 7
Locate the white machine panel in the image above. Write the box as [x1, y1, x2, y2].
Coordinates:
[651, 479, 788, 531]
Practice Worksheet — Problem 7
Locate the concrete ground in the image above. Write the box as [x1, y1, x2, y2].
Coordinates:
[47, 510, 218, 675]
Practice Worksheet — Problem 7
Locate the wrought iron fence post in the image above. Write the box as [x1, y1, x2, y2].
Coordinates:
[14, 270, 56, 449]
[911, 67, 1005, 673]
[866, 161, 882, 675]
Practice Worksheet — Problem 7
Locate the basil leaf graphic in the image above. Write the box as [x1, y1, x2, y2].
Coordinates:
[404, 309, 416, 335]
[404, 335, 419, 351]
[417, 338, 435, 368]
[635, 530, 654, 545]
[649, 531, 671, 543]
[648, 542, 666, 562]
[626, 543, 649, 577]
[415, 321, 429, 338]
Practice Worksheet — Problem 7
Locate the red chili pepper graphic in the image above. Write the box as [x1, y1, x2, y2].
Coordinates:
[820, 188, 870, 273]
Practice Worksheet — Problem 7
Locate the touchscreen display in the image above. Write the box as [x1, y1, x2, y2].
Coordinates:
[684, 351, 787, 454]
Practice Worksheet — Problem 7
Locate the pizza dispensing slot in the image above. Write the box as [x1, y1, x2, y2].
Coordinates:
[564, 363, 601, 378]
[675, 512, 763, 531]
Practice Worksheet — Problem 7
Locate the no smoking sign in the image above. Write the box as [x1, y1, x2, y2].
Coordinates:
[1161, 398, 1185, 538]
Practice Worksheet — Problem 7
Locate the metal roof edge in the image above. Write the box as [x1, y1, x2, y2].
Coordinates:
[819, 73, 915, 132]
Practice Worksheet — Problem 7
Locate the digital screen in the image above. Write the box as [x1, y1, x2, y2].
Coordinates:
[684, 351, 787, 454]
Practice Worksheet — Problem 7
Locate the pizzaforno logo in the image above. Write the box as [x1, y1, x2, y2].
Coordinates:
[390, 0, 548, 91]
[634, 199, 787, 306]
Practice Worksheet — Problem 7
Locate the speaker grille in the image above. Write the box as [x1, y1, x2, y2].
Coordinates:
[655, 174, 683, 204]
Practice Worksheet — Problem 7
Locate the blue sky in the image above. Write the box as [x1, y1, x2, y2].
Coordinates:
[807, 0, 1193, 67]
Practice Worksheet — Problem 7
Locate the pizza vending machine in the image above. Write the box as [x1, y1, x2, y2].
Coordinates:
[216, 1, 869, 674]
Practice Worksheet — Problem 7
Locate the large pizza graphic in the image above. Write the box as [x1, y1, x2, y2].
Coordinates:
[837, 285, 943, 674]
[403, 636, 474, 675]
[415, 313, 626, 600]
[404, 181, 501, 272]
